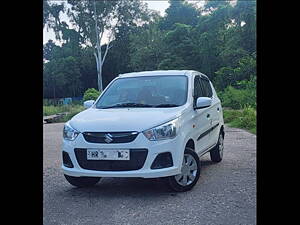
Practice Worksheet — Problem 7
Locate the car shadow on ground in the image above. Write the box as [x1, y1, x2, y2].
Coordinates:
[201, 159, 217, 168]
[61, 177, 173, 201]
[59, 159, 220, 199]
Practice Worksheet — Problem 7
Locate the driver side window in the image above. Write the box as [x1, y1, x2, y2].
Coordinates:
[193, 75, 204, 106]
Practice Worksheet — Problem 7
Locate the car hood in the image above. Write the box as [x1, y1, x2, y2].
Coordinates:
[69, 107, 187, 132]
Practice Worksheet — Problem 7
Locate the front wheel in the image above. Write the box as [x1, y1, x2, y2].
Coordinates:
[167, 147, 201, 192]
[64, 175, 101, 188]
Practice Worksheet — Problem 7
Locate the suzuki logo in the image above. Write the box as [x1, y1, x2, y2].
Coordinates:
[104, 133, 113, 143]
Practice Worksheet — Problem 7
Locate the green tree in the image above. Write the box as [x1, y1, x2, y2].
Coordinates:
[43, 0, 257, 103]
[61, 56, 83, 97]
[43, 40, 60, 61]
[83, 88, 100, 101]
[129, 21, 166, 71]
[78, 47, 98, 91]
[193, 1, 233, 78]
[102, 10, 160, 85]
[159, 0, 200, 30]
[216, 1, 256, 68]
[158, 23, 196, 70]
[215, 53, 256, 90]
[43, 0, 66, 40]
[43, 0, 51, 28]
[67, 0, 152, 91]
[43, 59, 67, 99]
[230, 0, 256, 53]
[43, 55, 83, 98]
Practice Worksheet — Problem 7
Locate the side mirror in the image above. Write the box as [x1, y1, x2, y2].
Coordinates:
[195, 97, 212, 109]
[83, 100, 95, 109]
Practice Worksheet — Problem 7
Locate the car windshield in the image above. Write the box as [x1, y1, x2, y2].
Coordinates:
[95, 75, 188, 109]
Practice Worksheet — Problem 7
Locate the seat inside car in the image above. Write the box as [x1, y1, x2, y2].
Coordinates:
[137, 87, 153, 104]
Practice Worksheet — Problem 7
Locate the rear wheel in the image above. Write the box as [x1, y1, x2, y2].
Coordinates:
[167, 147, 201, 192]
[210, 132, 224, 162]
[64, 175, 101, 188]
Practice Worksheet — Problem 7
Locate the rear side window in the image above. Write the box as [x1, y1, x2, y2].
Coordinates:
[200, 77, 213, 98]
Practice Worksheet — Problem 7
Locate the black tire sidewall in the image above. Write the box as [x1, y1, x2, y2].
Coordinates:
[168, 147, 201, 192]
[210, 132, 223, 162]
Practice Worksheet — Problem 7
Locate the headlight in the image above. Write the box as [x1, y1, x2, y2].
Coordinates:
[143, 118, 178, 141]
[63, 122, 80, 141]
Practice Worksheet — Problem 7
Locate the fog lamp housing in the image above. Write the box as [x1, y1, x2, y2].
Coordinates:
[62, 151, 74, 168]
[151, 152, 173, 169]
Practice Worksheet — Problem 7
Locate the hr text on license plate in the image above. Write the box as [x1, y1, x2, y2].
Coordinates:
[87, 149, 130, 160]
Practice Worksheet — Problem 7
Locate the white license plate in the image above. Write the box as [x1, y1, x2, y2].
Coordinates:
[87, 149, 130, 160]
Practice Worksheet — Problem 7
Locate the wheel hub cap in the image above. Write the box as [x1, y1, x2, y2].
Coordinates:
[175, 154, 198, 186]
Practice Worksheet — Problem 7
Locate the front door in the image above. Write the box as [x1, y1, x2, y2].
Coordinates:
[193, 75, 212, 154]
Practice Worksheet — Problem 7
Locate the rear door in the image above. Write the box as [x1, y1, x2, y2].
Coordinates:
[200, 76, 220, 147]
[193, 75, 212, 154]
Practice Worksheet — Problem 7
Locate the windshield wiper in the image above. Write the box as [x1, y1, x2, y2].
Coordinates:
[154, 104, 180, 108]
[100, 102, 154, 109]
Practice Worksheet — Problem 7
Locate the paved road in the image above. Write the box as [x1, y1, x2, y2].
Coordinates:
[43, 123, 256, 225]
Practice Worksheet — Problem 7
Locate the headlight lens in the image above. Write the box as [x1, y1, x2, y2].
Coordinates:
[143, 118, 178, 141]
[63, 122, 80, 141]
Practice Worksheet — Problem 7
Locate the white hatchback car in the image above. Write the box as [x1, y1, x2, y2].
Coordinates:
[62, 70, 224, 192]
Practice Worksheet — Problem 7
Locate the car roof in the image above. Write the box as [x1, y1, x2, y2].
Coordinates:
[118, 70, 209, 79]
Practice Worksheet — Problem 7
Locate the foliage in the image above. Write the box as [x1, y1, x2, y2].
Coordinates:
[83, 88, 100, 101]
[56, 105, 85, 122]
[223, 107, 256, 134]
[43, 104, 85, 123]
[66, 0, 154, 91]
[43, 55, 83, 98]
[43, 1, 66, 39]
[218, 81, 256, 110]
[158, 23, 196, 70]
[43, 105, 69, 116]
[159, 0, 200, 30]
[129, 21, 165, 71]
[43, 104, 84, 116]
[223, 109, 242, 123]
[43, 0, 257, 130]
[214, 53, 256, 90]
[43, 0, 257, 111]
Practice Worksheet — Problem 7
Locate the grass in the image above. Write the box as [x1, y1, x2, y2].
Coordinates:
[43, 104, 85, 122]
[223, 106, 256, 134]
[44, 105, 70, 116]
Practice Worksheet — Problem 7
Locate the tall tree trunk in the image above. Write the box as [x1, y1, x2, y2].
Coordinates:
[93, 49, 103, 92]
[94, 0, 103, 92]
[97, 44, 103, 91]
[93, 0, 112, 92]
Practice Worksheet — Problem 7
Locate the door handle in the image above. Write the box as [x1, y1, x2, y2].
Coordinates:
[207, 113, 210, 118]
[217, 107, 220, 111]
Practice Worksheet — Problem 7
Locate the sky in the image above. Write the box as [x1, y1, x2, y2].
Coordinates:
[43, 0, 171, 44]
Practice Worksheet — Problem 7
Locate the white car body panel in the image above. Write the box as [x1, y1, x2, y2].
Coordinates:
[70, 107, 184, 133]
[62, 70, 224, 178]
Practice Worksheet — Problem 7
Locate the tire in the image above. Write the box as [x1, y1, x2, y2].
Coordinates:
[210, 132, 224, 163]
[64, 174, 101, 188]
[167, 147, 201, 192]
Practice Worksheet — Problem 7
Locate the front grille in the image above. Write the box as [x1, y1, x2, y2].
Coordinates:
[82, 131, 139, 144]
[74, 148, 148, 171]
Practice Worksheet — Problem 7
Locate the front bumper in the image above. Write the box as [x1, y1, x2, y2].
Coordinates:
[62, 132, 185, 178]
